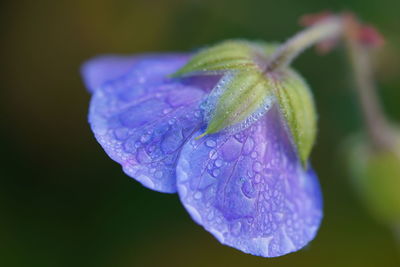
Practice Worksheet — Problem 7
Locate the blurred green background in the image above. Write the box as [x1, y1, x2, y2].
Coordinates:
[1, 0, 400, 266]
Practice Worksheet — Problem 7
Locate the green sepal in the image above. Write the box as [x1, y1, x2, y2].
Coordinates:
[174, 39, 317, 165]
[171, 40, 272, 77]
[203, 70, 275, 136]
[270, 70, 317, 166]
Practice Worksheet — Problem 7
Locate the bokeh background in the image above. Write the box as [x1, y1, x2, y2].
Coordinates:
[1, 0, 400, 266]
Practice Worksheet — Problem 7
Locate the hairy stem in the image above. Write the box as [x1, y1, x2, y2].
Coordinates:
[267, 13, 394, 152]
[344, 21, 395, 151]
[265, 17, 343, 72]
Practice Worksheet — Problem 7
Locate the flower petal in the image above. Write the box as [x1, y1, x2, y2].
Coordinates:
[176, 104, 322, 257]
[87, 54, 220, 193]
[81, 55, 138, 92]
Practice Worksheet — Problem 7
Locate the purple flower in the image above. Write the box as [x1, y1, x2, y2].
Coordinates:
[81, 50, 322, 257]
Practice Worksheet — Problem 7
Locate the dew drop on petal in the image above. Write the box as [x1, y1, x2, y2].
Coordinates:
[215, 159, 223, 168]
[194, 191, 202, 200]
[253, 161, 262, 172]
[209, 150, 218, 160]
[212, 169, 220, 177]
[241, 178, 257, 199]
[206, 140, 216, 148]
[154, 171, 163, 179]
[140, 134, 151, 143]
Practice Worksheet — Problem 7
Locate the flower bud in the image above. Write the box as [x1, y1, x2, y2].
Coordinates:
[347, 131, 400, 225]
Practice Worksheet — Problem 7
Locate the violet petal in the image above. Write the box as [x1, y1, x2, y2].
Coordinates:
[81, 55, 138, 92]
[86, 54, 218, 193]
[176, 105, 323, 256]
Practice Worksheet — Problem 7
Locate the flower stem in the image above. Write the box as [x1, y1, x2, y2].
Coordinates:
[344, 19, 395, 151]
[267, 13, 394, 152]
[265, 17, 343, 72]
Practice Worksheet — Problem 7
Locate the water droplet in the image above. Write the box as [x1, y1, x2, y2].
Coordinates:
[194, 191, 202, 200]
[243, 137, 254, 155]
[154, 171, 163, 179]
[134, 141, 141, 148]
[161, 128, 184, 153]
[140, 134, 151, 143]
[253, 161, 262, 172]
[251, 151, 258, 159]
[136, 148, 152, 164]
[212, 169, 220, 177]
[209, 150, 218, 160]
[114, 128, 129, 141]
[206, 140, 216, 148]
[241, 178, 257, 199]
[163, 108, 172, 114]
[215, 159, 223, 167]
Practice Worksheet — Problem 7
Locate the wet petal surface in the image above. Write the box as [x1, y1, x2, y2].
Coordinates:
[176, 105, 322, 256]
[87, 54, 219, 193]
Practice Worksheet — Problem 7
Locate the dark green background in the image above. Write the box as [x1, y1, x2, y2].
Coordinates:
[1, 0, 400, 266]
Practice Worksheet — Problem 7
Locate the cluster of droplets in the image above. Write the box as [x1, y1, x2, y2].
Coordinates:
[201, 73, 234, 122]
[200, 71, 276, 136]
[89, 57, 210, 192]
[176, 106, 322, 256]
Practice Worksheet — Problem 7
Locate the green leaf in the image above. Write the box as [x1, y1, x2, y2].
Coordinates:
[201, 70, 275, 136]
[270, 70, 317, 166]
[172, 40, 275, 77]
